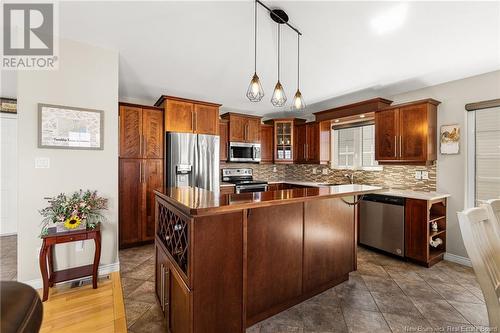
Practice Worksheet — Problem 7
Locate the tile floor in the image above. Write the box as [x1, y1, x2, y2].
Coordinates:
[0, 235, 490, 332]
[120, 244, 490, 333]
[0, 235, 17, 281]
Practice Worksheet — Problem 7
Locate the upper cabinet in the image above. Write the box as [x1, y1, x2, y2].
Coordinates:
[260, 124, 274, 163]
[119, 103, 164, 159]
[375, 99, 440, 164]
[219, 119, 229, 162]
[220, 113, 262, 143]
[295, 121, 331, 165]
[154, 95, 221, 135]
[264, 118, 306, 164]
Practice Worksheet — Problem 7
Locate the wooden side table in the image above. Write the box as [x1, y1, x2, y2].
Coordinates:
[39, 223, 102, 301]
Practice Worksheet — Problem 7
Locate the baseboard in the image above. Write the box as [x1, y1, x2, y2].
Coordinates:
[22, 262, 120, 290]
[0, 232, 17, 237]
[444, 252, 472, 267]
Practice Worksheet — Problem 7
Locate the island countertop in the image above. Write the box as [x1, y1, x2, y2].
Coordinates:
[154, 184, 382, 216]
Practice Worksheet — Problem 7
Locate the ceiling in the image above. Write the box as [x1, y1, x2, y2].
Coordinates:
[4, 1, 500, 118]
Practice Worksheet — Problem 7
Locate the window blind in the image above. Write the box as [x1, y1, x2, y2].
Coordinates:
[475, 107, 500, 203]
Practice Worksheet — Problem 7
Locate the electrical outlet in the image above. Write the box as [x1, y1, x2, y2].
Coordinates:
[272, 166, 277, 173]
[75, 241, 84, 252]
[312, 168, 317, 175]
[415, 171, 422, 180]
[322, 168, 329, 175]
[421, 171, 429, 180]
[35, 157, 50, 169]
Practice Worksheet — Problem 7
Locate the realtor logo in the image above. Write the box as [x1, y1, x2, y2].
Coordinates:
[2, 2, 58, 69]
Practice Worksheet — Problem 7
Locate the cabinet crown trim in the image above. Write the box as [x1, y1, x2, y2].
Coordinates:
[220, 112, 262, 120]
[154, 95, 222, 108]
[377, 98, 441, 111]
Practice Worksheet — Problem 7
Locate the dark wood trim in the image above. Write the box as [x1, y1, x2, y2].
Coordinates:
[220, 112, 263, 120]
[118, 101, 162, 111]
[154, 95, 222, 108]
[465, 98, 500, 111]
[377, 98, 441, 111]
[314, 97, 393, 121]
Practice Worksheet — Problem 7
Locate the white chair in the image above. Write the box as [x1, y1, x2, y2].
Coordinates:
[457, 207, 500, 329]
[485, 199, 500, 237]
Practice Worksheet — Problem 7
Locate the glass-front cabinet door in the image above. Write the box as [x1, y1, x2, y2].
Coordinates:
[275, 121, 294, 162]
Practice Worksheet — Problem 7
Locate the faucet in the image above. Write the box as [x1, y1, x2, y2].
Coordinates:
[344, 173, 354, 184]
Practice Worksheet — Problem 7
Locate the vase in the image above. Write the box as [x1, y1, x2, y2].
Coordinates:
[56, 220, 87, 233]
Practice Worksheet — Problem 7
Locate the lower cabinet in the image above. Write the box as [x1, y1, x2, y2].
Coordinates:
[119, 158, 163, 248]
[156, 244, 192, 333]
[220, 185, 235, 195]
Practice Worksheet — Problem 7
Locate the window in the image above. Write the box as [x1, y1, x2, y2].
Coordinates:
[333, 124, 380, 170]
[468, 106, 500, 206]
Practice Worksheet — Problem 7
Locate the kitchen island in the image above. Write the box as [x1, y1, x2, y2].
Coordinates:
[154, 184, 381, 333]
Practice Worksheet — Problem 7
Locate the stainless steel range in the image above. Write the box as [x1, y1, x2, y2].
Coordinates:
[221, 168, 268, 193]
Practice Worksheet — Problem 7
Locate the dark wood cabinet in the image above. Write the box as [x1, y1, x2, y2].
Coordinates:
[156, 246, 192, 333]
[264, 118, 306, 164]
[119, 159, 143, 246]
[260, 124, 274, 163]
[221, 113, 262, 143]
[119, 102, 164, 248]
[303, 198, 354, 292]
[375, 99, 440, 164]
[295, 121, 331, 164]
[155, 95, 221, 135]
[119, 105, 142, 158]
[119, 104, 163, 159]
[247, 204, 303, 322]
[405, 198, 447, 267]
[220, 185, 235, 195]
[219, 119, 229, 162]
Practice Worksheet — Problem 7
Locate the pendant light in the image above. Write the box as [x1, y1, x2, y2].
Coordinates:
[292, 34, 306, 110]
[246, 0, 264, 102]
[271, 24, 287, 107]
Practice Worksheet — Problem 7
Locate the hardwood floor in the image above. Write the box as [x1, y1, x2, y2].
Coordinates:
[39, 272, 126, 333]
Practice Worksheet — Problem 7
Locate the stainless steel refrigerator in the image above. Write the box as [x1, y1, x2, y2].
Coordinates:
[166, 132, 220, 192]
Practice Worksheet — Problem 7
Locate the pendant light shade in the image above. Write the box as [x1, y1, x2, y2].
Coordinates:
[292, 34, 305, 110]
[271, 81, 287, 107]
[271, 24, 287, 107]
[246, 0, 264, 102]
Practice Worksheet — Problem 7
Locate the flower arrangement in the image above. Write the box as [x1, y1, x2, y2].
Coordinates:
[39, 190, 108, 235]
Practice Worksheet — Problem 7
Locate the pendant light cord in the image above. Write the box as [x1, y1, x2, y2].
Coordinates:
[277, 24, 280, 81]
[254, 0, 257, 73]
[297, 34, 300, 90]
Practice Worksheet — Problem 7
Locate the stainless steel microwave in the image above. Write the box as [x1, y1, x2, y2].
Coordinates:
[229, 142, 261, 163]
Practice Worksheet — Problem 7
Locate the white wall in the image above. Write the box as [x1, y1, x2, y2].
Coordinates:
[0, 114, 18, 235]
[17, 38, 119, 283]
[390, 70, 500, 259]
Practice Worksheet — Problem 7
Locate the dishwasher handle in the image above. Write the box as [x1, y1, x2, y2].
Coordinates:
[362, 194, 405, 206]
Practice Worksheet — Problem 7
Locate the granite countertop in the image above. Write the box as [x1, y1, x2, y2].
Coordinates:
[265, 180, 450, 201]
[155, 184, 383, 216]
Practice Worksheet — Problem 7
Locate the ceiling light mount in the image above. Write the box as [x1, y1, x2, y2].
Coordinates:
[270, 9, 289, 24]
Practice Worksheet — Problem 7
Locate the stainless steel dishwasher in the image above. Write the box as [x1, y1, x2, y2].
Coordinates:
[359, 194, 405, 257]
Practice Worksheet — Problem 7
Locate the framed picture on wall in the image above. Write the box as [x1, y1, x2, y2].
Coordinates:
[440, 124, 460, 155]
[0, 98, 17, 114]
[38, 103, 104, 150]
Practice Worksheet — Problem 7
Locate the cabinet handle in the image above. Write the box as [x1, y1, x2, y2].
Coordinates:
[160, 263, 165, 311]
[139, 134, 143, 156]
[164, 269, 170, 310]
[143, 135, 147, 157]
[194, 111, 197, 132]
[399, 136, 402, 157]
[394, 136, 397, 158]
[139, 162, 142, 183]
[142, 161, 146, 183]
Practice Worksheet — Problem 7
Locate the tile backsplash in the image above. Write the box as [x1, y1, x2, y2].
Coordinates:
[220, 163, 437, 192]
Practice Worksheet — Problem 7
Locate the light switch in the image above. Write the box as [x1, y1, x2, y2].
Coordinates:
[421, 171, 429, 180]
[312, 168, 317, 175]
[35, 157, 50, 168]
[415, 171, 422, 180]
